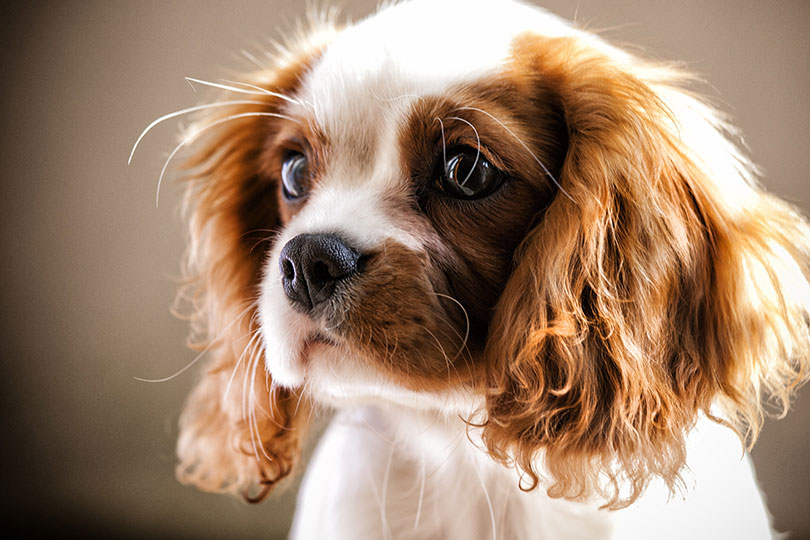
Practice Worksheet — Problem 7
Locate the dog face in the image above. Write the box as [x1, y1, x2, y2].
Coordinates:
[258, 4, 569, 404]
[171, 0, 810, 508]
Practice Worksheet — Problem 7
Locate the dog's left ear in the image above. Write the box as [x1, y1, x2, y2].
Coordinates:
[172, 24, 335, 499]
[482, 35, 810, 508]
[172, 83, 311, 501]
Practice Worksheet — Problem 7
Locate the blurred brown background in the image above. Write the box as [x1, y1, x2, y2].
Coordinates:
[1, 1, 808, 538]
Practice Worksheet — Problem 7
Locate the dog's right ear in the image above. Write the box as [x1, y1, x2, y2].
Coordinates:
[173, 20, 336, 502]
[482, 34, 810, 509]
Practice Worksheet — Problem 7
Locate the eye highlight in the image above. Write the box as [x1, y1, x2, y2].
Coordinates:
[436, 147, 505, 200]
[281, 151, 309, 200]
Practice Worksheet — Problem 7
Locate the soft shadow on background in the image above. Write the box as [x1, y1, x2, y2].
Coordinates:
[2, 1, 808, 538]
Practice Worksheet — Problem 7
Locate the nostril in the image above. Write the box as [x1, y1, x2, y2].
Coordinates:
[311, 260, 332, 283]
[280, 257, 296, 280]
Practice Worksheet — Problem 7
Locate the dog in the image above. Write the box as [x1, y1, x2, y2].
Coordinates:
[149, 1, 810, 537]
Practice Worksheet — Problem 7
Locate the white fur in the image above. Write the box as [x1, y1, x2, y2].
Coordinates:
[291, 408, 772, 540]
[254, 1, 780, 538]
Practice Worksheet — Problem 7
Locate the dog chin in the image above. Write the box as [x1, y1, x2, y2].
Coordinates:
[268, 337, 335, 388]
[258, 301, 349, 393]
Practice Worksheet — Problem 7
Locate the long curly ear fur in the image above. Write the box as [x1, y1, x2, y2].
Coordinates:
[174, 20, 337, 502]
[483, 35, 810, 509]
[174, 92, 306, 501]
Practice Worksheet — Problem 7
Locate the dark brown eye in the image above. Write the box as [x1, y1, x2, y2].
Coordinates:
[281, 151, 308, 200]
[437, 148, 505, 199]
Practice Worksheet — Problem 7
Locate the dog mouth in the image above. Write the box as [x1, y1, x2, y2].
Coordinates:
[305, 331, 338, 347]
[298, 330, 340, 365]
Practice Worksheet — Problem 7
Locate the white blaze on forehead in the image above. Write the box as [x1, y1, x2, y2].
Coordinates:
[293, 0, 580, 154]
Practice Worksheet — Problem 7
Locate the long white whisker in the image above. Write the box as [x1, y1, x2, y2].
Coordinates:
[134, 304, 253, 383]
[249, 351, 274, 462]
[453, 106, 576, 204]
[242, 335, 260, 422]
[184, 77, 290, 102]
[423, 326, 456, 380]
[264, 383, 296, 432]
[434, 117, 447, 168]
[224, 328, 264, 402]
[293, 378, 310, 417]
[220, 79, 302, 105]
[432, 292, 470, 361]
[155, 111, 297, 208]
[267, 384, 279, 419]
[248, 383, 263, 463]
[128, 100, 266, 165]
[447, 116, 481, 186]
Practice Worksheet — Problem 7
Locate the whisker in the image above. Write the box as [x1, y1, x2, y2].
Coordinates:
[242, 322, 261, 426]
[381, 327, 400, 368]
[242, 227, 282, 237]
[128, 100, 266, 165]
[293, 379, 310, 417]
[249, 350, 274, 463]
[432, 292, 471, 362]
[304, 390, 318, 425]
[453, 106, 576, 204]
[155, 111, 297, 208]
[263, 383, 293, 431]
[249, 236, 276, 255]
[184, 77, 299, 106]
[134, 303, 254, 383]
[446, 116, 481, 187]
[422, 326, 457, 380]
[434, 118, 448, 168]
[267, 384, 279, 419]
[224, 327, 263, 402]
[220, 79, 302, 105]
[242, 333, 264, 422]
[245, 344, 270, 462]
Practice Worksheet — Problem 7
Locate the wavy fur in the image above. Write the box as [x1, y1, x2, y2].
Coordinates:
[482, 35, 810, 509]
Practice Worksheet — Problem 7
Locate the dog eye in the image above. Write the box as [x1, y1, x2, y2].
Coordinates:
[281, 152, 309, 199]
[437, 148, 504, 199]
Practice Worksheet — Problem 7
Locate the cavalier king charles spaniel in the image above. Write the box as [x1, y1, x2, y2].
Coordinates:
[149, 0, 810, 538]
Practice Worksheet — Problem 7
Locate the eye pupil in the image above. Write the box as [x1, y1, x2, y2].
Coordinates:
[438, 149, 503, 199]
[281, 152, 308, 199]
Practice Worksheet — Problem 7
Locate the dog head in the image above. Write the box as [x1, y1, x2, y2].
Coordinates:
[170, 0, 810, 508]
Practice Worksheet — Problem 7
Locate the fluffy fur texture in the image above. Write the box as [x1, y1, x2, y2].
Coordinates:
[157, 0, 810, 537]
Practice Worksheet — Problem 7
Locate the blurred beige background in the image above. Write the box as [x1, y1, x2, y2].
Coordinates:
[2, 1, 808, 538]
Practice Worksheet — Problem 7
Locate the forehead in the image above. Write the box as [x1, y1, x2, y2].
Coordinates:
[289, 0, 576, 155]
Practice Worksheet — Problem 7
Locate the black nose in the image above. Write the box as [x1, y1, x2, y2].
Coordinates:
[279, 233, 361, 311]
